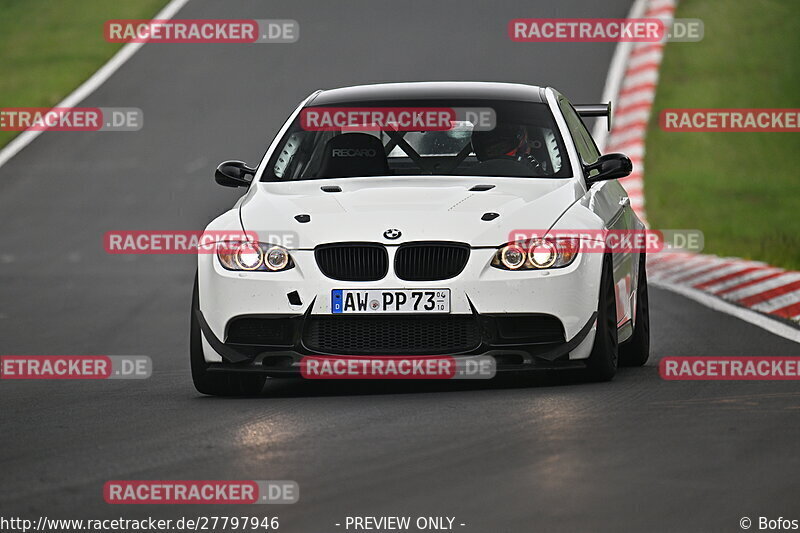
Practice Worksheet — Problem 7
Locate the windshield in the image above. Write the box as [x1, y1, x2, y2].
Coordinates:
[261, 99, 571, 180]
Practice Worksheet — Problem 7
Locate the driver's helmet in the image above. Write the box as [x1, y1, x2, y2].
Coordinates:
[471, 123, 527, 162]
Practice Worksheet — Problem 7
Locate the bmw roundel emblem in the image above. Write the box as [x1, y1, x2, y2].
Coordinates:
[383, 228, 401, 240]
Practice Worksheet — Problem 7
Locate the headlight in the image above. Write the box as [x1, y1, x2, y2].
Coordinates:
[217, 241, 294, 272]
[528, 240, 557, 268]
[500, 244, 526, 270]
[235, 242, 263, 270]
[491, 238, 579, 270]
[264, 245, 290, 271]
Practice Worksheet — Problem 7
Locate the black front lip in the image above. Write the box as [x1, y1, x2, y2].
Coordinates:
[194, 306, 597, 374]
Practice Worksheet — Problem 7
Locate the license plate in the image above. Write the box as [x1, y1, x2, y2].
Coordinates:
[331, 289, 450, 314]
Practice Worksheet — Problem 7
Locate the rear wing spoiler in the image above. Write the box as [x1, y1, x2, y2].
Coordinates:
[575, 102, 612, 131]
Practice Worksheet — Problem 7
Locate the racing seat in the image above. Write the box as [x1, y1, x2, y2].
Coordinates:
[316, 133, 390, 178]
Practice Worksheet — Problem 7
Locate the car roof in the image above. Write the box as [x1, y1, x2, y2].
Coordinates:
[309, 81, 547, 105]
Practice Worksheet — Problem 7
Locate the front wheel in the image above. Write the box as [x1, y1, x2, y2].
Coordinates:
[584, 256, 619, 382]
[619, 254, 650, 367]
[190, 274, 266, 396]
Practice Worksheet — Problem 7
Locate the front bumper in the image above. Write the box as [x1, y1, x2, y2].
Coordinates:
[197, 246, 602, 373]
[195, 306, 597, 376]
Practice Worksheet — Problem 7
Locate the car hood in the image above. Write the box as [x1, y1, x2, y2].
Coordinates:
[239, 176, 582, 248]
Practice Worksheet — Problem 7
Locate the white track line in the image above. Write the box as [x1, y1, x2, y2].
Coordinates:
[0, 0, 191, 170]
[650, 279, 800, 343]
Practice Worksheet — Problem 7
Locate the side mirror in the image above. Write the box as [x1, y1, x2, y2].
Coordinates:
[584, 153, 632, 186]
[215, 160, 256, 188]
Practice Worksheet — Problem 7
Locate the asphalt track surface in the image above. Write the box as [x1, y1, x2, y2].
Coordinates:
[1, 1, 800, 532]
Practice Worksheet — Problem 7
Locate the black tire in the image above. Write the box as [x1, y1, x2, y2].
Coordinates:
[619, 254, 650, 367]
[190, 274, 266, 396]
[585, 256, 619, 382]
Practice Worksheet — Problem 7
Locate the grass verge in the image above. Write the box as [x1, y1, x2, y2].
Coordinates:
[0, 0, 167, 147]
[646, 0, 800, 270]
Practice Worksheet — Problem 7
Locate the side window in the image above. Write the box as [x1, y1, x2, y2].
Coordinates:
[273, 132, 303, 178]
[557, 97, 600, 166]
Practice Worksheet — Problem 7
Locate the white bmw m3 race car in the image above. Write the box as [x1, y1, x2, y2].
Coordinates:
[191, 82, 649, 395]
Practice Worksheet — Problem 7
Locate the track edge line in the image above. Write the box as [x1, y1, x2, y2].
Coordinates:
[0, 0, 192, 169]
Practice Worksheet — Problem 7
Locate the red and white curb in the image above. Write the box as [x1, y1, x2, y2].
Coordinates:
[595, 0, 680, 223]
[596, 0, 800, 338]
[648, 253, 800, 324]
